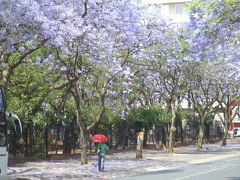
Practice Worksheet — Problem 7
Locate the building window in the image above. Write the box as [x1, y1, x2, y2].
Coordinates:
[169, 3, 186, 15]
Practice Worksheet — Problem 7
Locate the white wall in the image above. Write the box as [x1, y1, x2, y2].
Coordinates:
[142, 0, 190, 23]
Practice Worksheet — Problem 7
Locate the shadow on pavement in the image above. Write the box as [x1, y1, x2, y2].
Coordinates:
[128, 168, 184, 178]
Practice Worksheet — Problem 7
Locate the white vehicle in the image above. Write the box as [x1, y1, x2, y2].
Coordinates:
[228, 127, 240, 138]
[0, 85, 22, 180]
[232, 128, 240, 137]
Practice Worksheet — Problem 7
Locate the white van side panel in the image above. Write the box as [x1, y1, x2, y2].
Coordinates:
[0, 147, 8, 180]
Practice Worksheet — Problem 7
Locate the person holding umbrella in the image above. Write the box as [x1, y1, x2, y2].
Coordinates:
[91, 134, 108, 172]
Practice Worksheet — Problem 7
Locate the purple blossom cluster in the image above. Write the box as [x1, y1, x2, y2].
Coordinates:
[1, 0, 239, 114]
[187, 0, 240, 82]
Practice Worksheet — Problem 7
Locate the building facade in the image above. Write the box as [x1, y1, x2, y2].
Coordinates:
[143, 0, 191, 23]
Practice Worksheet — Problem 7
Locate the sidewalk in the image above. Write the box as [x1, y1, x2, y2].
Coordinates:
[8, 138, 240, 180]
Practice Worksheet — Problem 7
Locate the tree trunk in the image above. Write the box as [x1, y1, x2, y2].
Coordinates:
[123, 134, 129, 149]
[222, 122, 229, 146]
[155, 125, 161, 145]
[70, 76, 109, 164]
[174, 126, 178, 142]
[79, 128, 88, 165]
[205, 124, 210, 141]
[180, 122, 184, 143]
[71, 87, 88, 165]
[143, 128, 148, 148]
[136, 132, 144, 159]
[108, 124, 113, 149]
[63, 126, 72, 154]
[197, 115, 205, 149]
[45, 128, 49, 158]
[13, 130, 17, 157]
[23, 128, 29, 157]
[168, 100, 176, 154]
[222, 106, 232, 146]
[29, 124, 33, 156]
[122, 123, 128, 149]
[76, 105, 88, 165]
[117, 122, 124, 149]
[161, 127, 166, 147]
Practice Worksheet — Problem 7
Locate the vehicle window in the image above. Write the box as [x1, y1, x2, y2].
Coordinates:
[0, 125, 6, 146]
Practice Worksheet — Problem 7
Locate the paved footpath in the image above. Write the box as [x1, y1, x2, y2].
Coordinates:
[8, 138, 240, 180]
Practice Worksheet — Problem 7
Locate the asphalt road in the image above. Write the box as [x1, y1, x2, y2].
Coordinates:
[116, 155, 240, 180]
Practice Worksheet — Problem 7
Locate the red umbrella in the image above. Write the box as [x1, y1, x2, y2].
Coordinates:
[91, 134, 108, 143]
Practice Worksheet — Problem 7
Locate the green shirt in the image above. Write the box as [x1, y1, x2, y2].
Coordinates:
[97, 143, 108, 153]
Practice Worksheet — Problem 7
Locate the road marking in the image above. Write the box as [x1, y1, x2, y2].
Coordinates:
[176, 163, 240, 180]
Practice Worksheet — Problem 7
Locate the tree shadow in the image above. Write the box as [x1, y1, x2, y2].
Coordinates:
[146, 168, 184, 175]
[177, 148, 240, 154]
